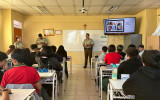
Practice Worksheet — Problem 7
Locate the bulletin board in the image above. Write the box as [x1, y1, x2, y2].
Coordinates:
[63, 30, 108, 51]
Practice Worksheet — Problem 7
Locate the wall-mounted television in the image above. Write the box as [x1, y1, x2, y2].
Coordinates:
[104, 17, 136, 35]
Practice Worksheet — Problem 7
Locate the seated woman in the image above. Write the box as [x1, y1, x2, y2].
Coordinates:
[6, 45, 15, 59]
[104, 44, 121, 65]
[56, 45, 68, 78]
[117, 44, 126, 60]
[1, 49, 42, 94]
[30, 44, 38, 64]
[123, 50, 160, 100]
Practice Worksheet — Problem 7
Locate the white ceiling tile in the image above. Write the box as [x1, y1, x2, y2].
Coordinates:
[90, 0, 107, 6]
[39, 0, 58, 6]
[0, 0, 11, 6]
[5, 0, 27, 6]
[61, 7, 75, 14]
[47, 7, 63, 15]
[137, 0, 159, 6]
[106, 0, 126, 6]
[101, 6, 111, 14]
[22, 0, 43, 6]
[88, 6, 103, 14]
[74, 0, 91, 6]
[57, 0, 74, 7]
[16, 6, 39, 14]
[122, 0, 143, 5]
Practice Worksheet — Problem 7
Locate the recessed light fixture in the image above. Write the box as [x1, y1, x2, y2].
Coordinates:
[37, 6, 51, 14]
[107, 6, 118, 14]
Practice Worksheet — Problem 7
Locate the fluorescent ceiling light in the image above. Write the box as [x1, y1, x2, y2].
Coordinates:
[37, 6, 51, 14]
[107, 6, 118, 14]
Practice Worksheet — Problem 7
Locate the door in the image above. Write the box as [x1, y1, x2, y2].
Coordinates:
[14, 28, 22, 42]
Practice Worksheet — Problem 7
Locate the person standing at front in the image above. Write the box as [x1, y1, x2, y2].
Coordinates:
[14, 36, 24, 49]
[83, 33, 94, 68]
[36, 33, 48, 49]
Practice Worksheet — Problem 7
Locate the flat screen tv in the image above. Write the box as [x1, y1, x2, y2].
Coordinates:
[104, 17, 136, 35]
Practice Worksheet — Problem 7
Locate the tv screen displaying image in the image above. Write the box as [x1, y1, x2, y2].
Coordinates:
[104, 17, 136, 35]
[106, 20, 124, 32]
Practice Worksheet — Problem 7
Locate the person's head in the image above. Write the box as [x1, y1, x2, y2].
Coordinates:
[108, 44, 116, 53]
[86, 33, 90, 39]
[30, 44, 38, 51]
[0, 52, 7, 68]
[41, 46, 53, 57]
[16, 36, 21, 42]
[126, 48, 139, 59]
[51, 45, 57, 53]
[11, 48, 32, 66]
[102, 46, 107, 53]
[38, 33, 43, 39]
[6, 45, 15, 55]
[57, 45, 66, 55]
[138, 44, 144, 52]
[128, 44, 136, 49]
[142, 50, 160, 69]
[117, 45, 124, 52]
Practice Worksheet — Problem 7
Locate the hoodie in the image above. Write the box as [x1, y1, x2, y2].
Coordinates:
[123, 66, 160, 100]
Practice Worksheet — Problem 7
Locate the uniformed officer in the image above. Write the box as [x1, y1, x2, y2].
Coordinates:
[36, 34, 48, 49]
[14, 36, 24, 49]
[83, 33, 94, 68]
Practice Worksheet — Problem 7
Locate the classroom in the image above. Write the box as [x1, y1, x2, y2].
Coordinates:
[0, 0, 160, 100]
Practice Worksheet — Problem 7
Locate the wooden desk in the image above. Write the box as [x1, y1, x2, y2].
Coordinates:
[0, 89, 35, 100]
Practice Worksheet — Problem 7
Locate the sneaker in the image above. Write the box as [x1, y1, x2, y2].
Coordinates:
[83, 66, 87, 68]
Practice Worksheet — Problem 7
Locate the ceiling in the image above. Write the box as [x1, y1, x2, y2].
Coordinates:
[0, 0, 160, 15]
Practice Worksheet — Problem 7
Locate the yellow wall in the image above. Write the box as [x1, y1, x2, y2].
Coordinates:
[1, 10, 12, 52]
[0, 10, 2, 51]
[23, 15, 132, 64]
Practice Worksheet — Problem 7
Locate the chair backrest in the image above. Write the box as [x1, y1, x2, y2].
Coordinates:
[6, 84, 40, 100]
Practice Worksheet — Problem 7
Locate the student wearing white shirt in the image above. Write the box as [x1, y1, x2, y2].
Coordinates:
[98, 46, 107, 62]
[138, 44, 146, 57]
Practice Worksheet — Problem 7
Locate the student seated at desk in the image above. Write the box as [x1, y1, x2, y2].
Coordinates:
[98, 46, 107, 62]
[56, 45, 68, 78]
[123, 50, 160, 100]
[0, 88, 11, 100]
[51, 45, 63, 62]
[104, 44, 121, 65]
[124, 44, 137, 61]
[118, 48, 142, 79]
[1, 49, 42, 94]
[30, 44, 38, 64]
[117, 44, 126, 60]
[6, 45, 15, 59]
[0, 52, 9, 83]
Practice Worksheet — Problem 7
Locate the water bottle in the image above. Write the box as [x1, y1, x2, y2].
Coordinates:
[112, 64, 118, 80]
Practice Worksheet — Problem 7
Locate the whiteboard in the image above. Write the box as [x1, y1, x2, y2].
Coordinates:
[63, 30, 108, 51]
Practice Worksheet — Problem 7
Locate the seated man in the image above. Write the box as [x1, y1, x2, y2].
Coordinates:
[30, 44, 38, 64]
[0, 52, 8, 83]
[117, 44, 126, 60]
[138, 44, 146, 57]
[123, 50, 160, 100]
[1, 49, 42, 94]
[104, 44, 121, 65]
[98, 46, 107, 62]
[118, 48, 143, 79]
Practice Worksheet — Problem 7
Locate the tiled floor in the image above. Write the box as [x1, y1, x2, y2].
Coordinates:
[59, 65, 107, 100]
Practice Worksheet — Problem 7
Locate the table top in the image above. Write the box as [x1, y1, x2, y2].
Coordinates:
[0, 89, 35, 100]
[38, 72, 55, 78]
[109, 79, 126, 90]
[100, 65, 113, 71]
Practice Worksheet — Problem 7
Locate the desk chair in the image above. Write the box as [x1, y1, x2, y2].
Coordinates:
[6, 84, 39, 100]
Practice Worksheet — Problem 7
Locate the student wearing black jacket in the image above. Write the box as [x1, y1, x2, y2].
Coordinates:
[123, 50, 160, 100]
[118, 48, 143, 79]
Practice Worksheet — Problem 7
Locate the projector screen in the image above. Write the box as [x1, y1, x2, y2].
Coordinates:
[104, 17, 136, 35]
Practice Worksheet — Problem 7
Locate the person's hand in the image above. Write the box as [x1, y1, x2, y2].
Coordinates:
[3, 64, 9, 71]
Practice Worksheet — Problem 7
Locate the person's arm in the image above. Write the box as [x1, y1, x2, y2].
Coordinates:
[42, 39, 48, 46]
[83, 40, 87, 48]
[117, 62, 125, 79]
[122, 72, 137, 95]
[104, 54, 108, 63]
[1, 89, 10, 100]
[34, 80, 42, 90]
